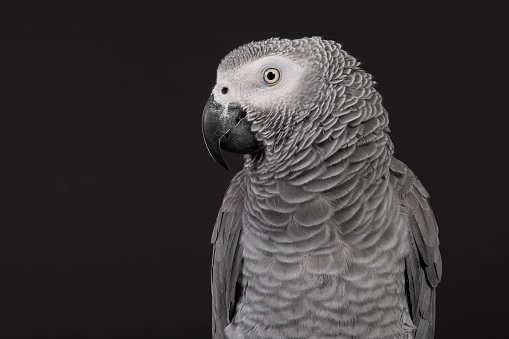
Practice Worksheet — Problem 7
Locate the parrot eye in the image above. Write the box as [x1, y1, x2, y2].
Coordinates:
[263, 68, 280, 84]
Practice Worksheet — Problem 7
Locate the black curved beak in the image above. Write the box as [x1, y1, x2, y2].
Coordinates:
[202, 94, 263, 170]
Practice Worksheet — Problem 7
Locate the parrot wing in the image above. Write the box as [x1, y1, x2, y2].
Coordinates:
[210, 171, 246, 339]
[390, 158, 442, 339]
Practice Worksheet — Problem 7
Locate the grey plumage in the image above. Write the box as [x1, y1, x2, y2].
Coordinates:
[205, 37, 441, 339]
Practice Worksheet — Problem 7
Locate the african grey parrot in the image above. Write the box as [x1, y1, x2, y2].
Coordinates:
[202, 37, 441, 339]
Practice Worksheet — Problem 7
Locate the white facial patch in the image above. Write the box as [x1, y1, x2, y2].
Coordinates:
[214, 56, 306, 114]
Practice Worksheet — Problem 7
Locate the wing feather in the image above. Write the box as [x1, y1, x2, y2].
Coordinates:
[390, 158, 442, 339]
[211, 172, 246, 339]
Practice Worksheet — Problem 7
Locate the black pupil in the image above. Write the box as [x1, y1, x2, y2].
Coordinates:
[267, 71, 275, 81]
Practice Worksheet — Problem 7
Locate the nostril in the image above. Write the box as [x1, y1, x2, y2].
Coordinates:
[221, 87, 228, 95]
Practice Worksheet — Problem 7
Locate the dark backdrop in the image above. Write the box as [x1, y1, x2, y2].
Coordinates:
[0, 1, 507, 338]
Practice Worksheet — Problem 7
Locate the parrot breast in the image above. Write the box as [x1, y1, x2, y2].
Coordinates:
[225, 132, 414, 339]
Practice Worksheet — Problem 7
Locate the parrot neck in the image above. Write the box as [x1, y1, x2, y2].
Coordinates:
[240, 125, 395, 241]
[243, 123, 393, 193]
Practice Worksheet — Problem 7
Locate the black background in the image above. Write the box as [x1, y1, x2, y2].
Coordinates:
[0, 1, 507, 338]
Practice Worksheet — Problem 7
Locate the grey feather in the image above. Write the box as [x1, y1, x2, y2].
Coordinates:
[211, 173, 245, 338]
[390, 158, 442, 339]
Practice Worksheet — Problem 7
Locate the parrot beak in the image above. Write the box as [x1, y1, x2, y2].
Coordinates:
[202, 94, 263, 170]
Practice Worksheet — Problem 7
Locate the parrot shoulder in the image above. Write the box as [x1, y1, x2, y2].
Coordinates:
[389, 157, 442, 339]
[211, 171, 246, 339]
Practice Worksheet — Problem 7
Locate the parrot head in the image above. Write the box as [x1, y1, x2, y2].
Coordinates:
[202, 37, 376, 170]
